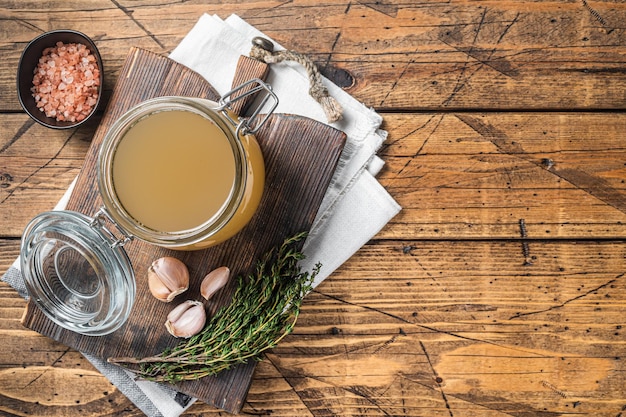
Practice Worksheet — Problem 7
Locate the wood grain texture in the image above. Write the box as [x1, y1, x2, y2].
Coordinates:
[2, 1, 626, 111]
[378, 112, 626, 239]
[3, 240, 625, 416]
[1, 1, 626, 416]
[229, 56, 270, 115]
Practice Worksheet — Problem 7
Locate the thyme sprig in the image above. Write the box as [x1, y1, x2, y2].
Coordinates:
[108, 232, 318, 383]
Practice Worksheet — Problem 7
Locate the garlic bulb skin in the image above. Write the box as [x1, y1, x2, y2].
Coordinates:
[148, 257, 189, 302]
[165, 300, 206, 338]
[200, 266, 231, 300]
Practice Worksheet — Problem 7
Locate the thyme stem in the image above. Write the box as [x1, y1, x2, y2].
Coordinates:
[108, 232, 318, 383]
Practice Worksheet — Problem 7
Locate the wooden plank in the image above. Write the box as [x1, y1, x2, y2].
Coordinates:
[275, 240, 626, 416]
[2, 1, 626, 111]
[377, 112, 626, 239]
[0, 240, 19, 272]
[2, 239, 625, 416]
[3, 112, 626, 240]
[0, 114, 94, 237]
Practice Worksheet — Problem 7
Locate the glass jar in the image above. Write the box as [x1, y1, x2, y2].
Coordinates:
[20, 79, 278, 335]
[98, 93, 269, 250]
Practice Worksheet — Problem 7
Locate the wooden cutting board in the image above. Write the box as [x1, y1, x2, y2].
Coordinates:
[21, 47, 346, 413]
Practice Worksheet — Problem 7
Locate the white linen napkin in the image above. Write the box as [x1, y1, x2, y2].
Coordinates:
[2, 14, 400, 416]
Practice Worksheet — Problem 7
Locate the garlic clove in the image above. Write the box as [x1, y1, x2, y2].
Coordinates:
[148, 257, 189, 302]
[200, 266, 231, 300]
[165, 300, 206, 338]
[148, 271, 174, 301]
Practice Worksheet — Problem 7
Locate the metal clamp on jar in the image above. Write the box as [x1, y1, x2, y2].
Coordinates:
[20, 79, 278, 335]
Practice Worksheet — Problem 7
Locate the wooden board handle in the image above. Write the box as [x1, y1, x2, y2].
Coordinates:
[230, 56, 270, 116]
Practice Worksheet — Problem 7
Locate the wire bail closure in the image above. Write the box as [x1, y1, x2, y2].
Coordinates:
[91, 207, 134, 249]
[217, 78, 278, 135]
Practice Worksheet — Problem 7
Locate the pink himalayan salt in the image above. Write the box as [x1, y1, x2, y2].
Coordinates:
[31, 41, 100, 123]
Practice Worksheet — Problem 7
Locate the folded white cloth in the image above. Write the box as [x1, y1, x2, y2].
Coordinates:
[2, 14, 400, 416]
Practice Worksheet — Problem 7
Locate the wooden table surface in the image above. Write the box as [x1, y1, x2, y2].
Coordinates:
[1, 1, 625, 416]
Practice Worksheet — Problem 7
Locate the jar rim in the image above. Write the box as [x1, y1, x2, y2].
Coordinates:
[97, 96, 249, 248]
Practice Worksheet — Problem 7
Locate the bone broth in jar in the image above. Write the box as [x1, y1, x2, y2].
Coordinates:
[98, 83, 276, 250]
[110, 109, 239, 233]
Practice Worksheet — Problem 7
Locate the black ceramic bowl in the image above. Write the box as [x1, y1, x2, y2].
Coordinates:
[17, 30, 104, 129]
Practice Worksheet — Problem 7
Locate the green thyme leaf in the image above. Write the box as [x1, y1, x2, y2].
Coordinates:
[108, 232, 318, 383]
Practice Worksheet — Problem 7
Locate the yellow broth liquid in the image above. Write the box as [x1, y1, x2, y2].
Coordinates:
[112, 110, 237, 233]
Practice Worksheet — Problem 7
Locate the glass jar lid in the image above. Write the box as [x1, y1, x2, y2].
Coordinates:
[20, 210, 135, 336]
